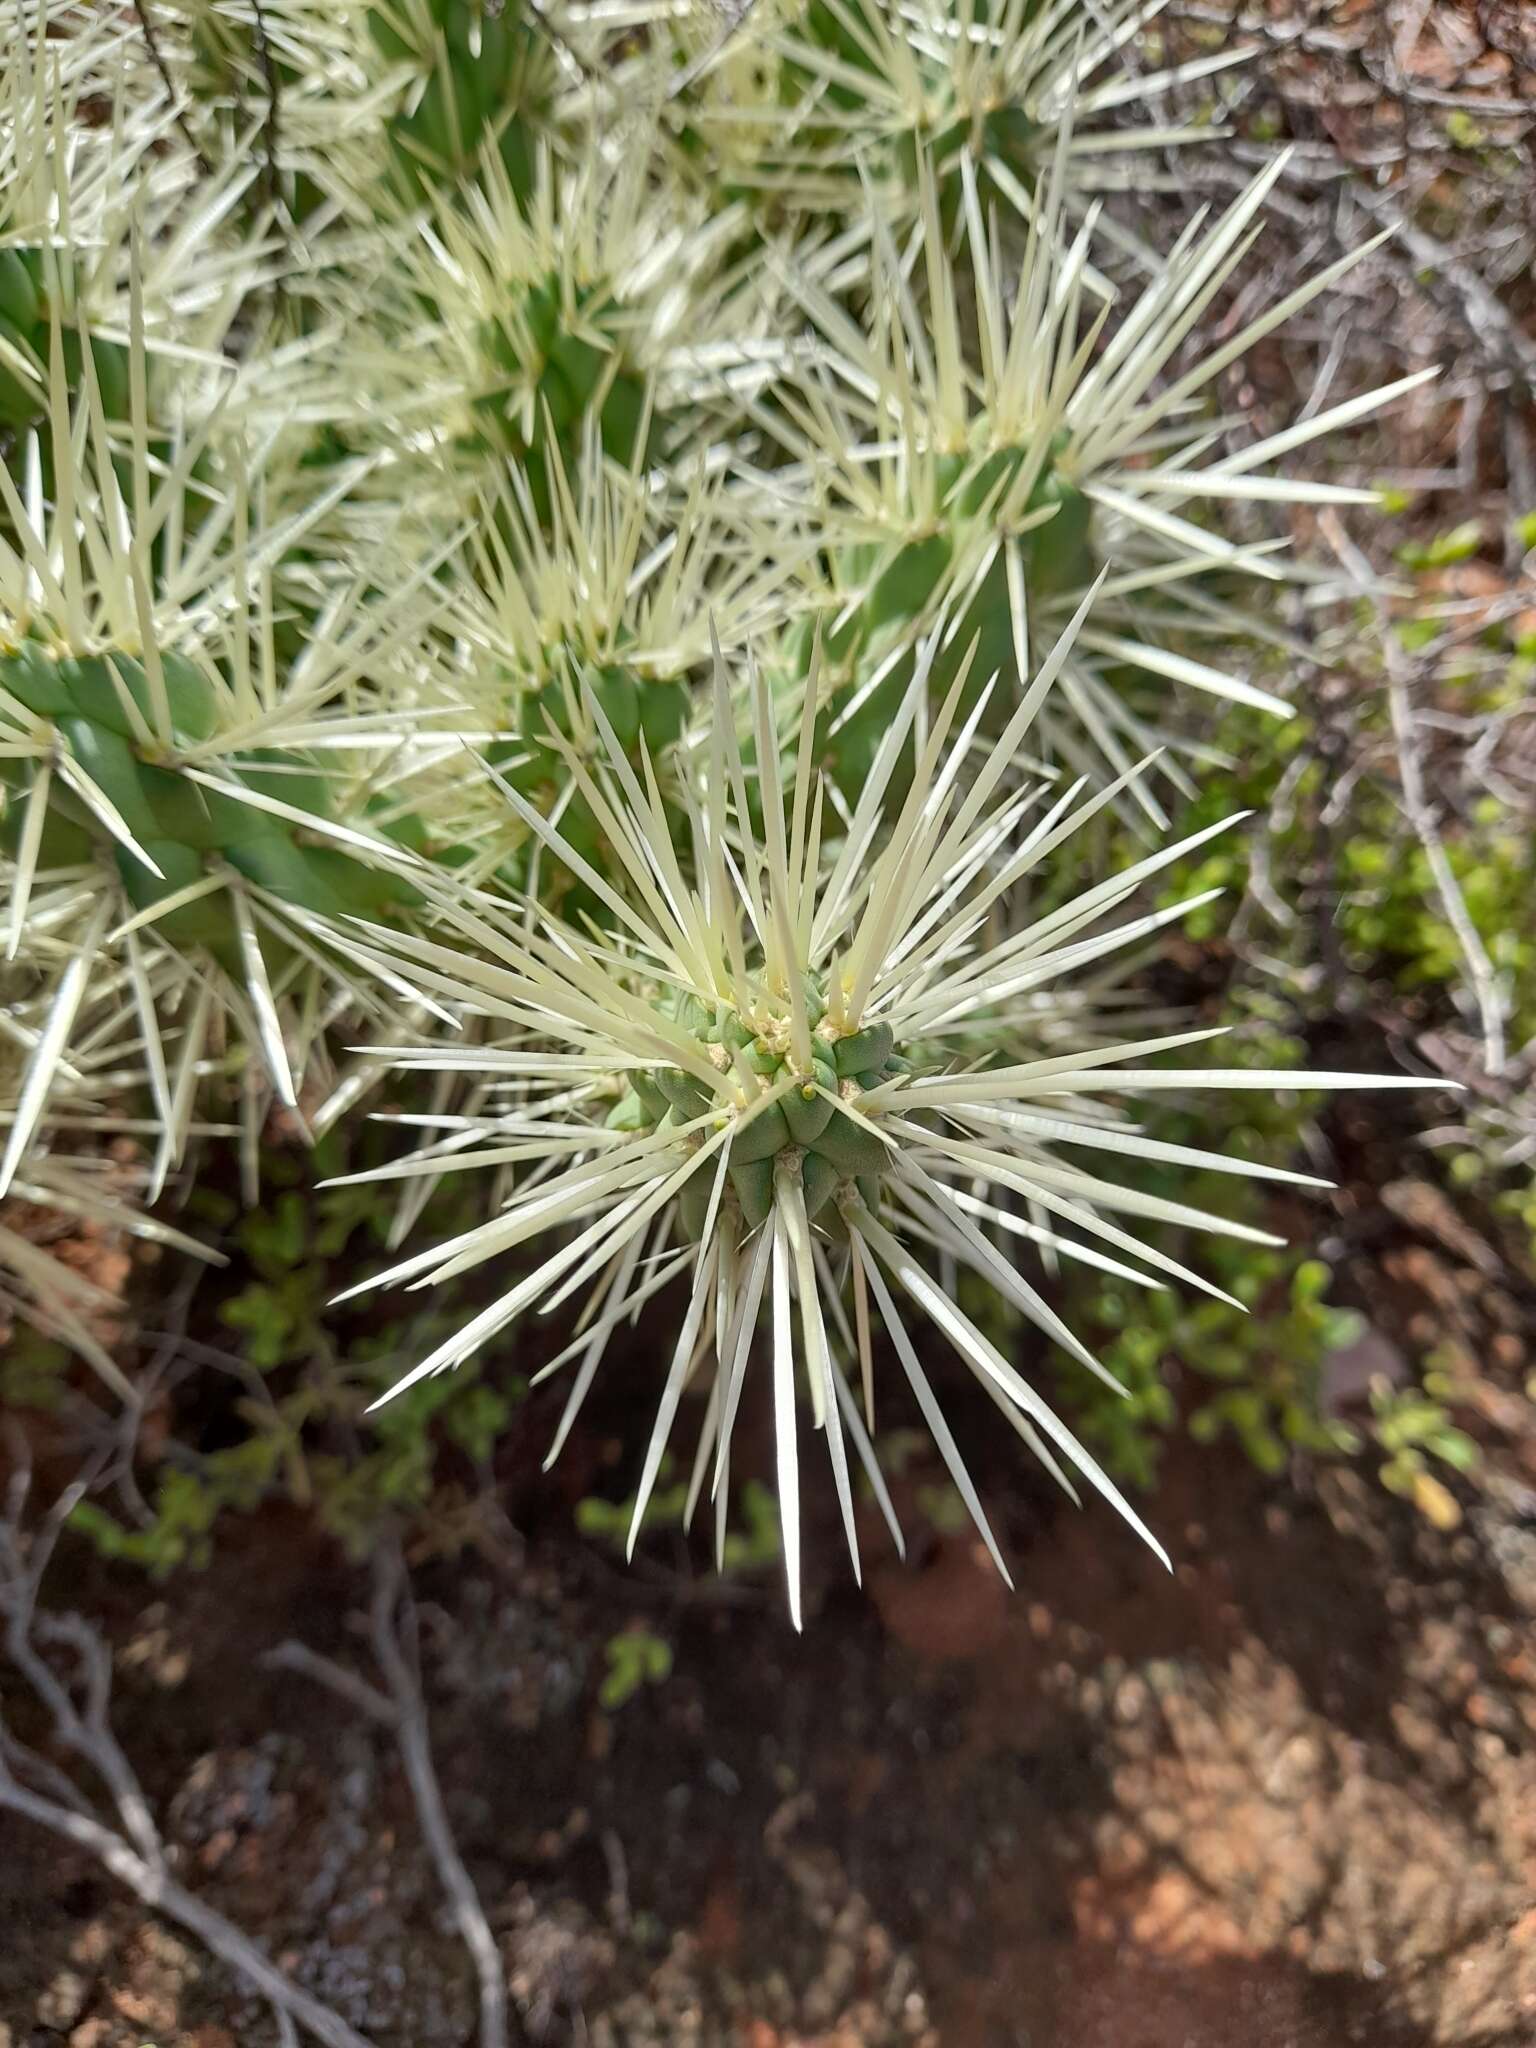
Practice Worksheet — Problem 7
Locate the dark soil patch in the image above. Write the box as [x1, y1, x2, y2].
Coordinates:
[7, 1354, 1536, 2048]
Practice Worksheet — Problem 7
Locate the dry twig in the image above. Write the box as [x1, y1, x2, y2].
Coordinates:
[248, 0, 288, 237]
[264, 1535, 510, 2048]
[131, 0, 215, 178]
[0, 1438, 376, 2048]
[1346, 188, 1536, 396]
[1320, 510, 1510, 1077]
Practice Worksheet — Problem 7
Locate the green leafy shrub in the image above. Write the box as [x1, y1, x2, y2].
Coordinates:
[67, 1125, 522, 1572]
[1369, 1372, 1478, 1530]
[598, 1627, 673, 1711]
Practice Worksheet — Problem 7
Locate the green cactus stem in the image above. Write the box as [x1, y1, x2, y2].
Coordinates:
[0, 641, 424, 977]
[605, 980, 911, 1236]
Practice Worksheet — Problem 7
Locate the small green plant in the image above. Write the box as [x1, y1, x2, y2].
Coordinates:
[1063, 1232, 1365, 1488]
[1369, 1374, 1479, 1531]
[1183, 1258, 1364, 1476]
[1339, 789, 1536, 1047]
[598, 1627, 673, 1711]
[65, 1125, 521, 1573]
[1395, 520, 1484, 570]
[579, 1465, 782, 1574]
[914, 1481, 972, 1536]
[577, 1462, 691, 1546]
[723, 1480, 784, 1572]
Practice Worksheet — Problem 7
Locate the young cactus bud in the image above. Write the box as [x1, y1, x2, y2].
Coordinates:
[832, 1023, 893, 1078]
[782, 1060, 838, 1145]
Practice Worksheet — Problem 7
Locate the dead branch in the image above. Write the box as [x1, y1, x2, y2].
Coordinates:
[263, 1536, 510, 2048]
[131, 0, 216, 179]
[248, 0, 285, 226]
[0, 1442, 377, 2048]
[1346, 187, 1536, 395]
[263, 1639, 396, 1726]
[1320, 510, 1510, 1077]
[0, 1773, 372, 2048]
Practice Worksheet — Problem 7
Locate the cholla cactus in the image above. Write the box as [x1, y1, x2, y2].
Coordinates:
[163, 0, 391, 240]
[0, 328, 446, 1177]
[324, 123, 762, 517]
[362, 0, 558, 206]
[662, 0, 1247, 260]
[403, 434, 811, 904]
[0, 0, 1455, 1616]
[765, 152, 1434, 815]
[336, 633, 1428, 1622]
[1, 5, 267, 444]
